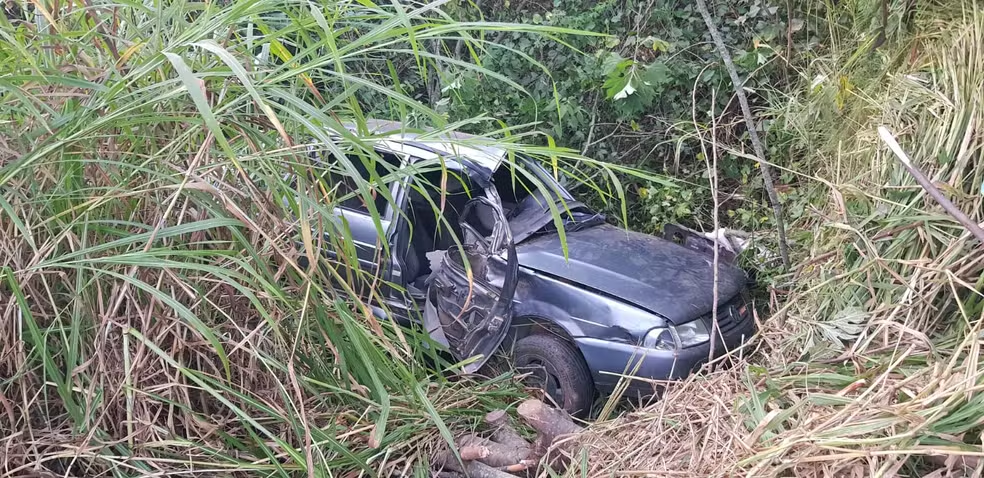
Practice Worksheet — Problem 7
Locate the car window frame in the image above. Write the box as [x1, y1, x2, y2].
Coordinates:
[328, 148, 407, 220]
[289, 143, 410, 294]
[514, 155, 576, 202]
[384, 145, 481, 289]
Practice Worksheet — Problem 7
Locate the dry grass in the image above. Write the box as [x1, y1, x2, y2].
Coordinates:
[581, 366, 751, 477]
[0, 2, 556, 475]
[0, 161, 517, 475]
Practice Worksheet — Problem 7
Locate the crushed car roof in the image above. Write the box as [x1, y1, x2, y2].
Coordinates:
[340, 119, 507, 184]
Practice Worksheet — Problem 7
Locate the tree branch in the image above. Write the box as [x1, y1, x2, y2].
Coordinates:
[878, 126, 984, 244]
[694, 0, 791, 269]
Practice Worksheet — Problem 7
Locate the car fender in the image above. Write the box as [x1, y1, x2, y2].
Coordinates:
[511, 267, 647, 344]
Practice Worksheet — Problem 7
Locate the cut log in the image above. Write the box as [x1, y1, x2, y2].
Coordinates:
[433, 450, 517, 478]
[459, 443, 490, 462]
[484, 410, 532, 452]
[516, 399, 584, 470]
[484, 410, 509, 428]
[516, 399, 582, 438]
[458, 434, 530, 468]
[502, 460, 536, 473]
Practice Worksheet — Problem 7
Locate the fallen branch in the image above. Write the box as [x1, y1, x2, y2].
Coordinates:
[484, 410, 531, 451]
[502, 460, 537, 473]
[433, 450, 518, 478]
[878, 126, 984, 244]
[458, 434, 531, 468]
[694, 0, 791, 270]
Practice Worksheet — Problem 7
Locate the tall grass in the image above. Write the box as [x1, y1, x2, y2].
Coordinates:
[0, 1, 621, 475]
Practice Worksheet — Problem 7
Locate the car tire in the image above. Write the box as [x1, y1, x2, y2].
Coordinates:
[513, 333, 594, 417]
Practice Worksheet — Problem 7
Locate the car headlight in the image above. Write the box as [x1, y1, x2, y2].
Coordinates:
[643, 320, 711, 350]
[642, 328, 676, 350]
[675, 319, 710, 348]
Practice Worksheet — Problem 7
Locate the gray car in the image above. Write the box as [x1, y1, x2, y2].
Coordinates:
[307, 120, 755, 415]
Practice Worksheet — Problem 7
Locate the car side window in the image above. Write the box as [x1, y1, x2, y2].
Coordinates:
[321, 149, 403, 214]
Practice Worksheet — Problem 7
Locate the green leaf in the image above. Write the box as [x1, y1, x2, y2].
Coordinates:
[652, 38, 671, 52]
[163, 51, 246, 176]
[643, 61, 671, 87]
[603, 59, 635, 100]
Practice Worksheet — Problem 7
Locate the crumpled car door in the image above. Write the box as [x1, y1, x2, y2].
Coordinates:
[423, 188, 518, 373]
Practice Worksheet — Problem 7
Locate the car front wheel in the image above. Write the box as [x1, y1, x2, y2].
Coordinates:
[513, 333, 594, 417]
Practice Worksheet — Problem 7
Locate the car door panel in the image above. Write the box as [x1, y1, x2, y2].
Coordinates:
[424, 189, 518, 373]
[337, 208, 387, 269]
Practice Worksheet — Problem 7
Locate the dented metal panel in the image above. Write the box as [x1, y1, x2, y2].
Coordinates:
[424, 189, 519, 373]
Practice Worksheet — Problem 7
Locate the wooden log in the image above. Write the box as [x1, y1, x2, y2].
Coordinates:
[484, 410, 532, 452]
[459, 443, 490, 462]
[516, 399, 584, 470]
[458, 434, 530, 468]
[432, 450, 518, 478]
[516, 399, 582, 439]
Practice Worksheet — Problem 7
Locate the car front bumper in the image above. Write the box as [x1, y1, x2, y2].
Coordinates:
[574, 313, 756, 395]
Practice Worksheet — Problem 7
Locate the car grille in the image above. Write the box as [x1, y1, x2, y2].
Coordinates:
[702, 295, 750, 334]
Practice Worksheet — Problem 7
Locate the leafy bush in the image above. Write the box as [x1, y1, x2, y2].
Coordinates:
[571, 3, 984, 476]
[439, 0, 822, 233]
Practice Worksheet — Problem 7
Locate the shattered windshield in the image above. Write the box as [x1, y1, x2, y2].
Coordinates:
[493, 157, 606, 241]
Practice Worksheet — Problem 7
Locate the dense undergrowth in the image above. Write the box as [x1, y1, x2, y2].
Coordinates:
[441, 0, 821, 236]
[2, 0, 984, 477]
[577, 2, 984, 476]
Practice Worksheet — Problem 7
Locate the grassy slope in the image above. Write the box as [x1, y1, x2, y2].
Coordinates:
[578, 3, 984, 477]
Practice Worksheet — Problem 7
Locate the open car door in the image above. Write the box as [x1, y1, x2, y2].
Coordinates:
[423, 188, 519, 373]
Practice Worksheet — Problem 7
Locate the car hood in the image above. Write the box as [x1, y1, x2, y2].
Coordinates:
[515, 223, 748, 324]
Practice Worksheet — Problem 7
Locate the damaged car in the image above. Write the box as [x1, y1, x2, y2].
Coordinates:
[308, 120, 756, 416]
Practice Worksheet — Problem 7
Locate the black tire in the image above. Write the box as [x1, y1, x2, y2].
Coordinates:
[513, 333, 594, 417]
